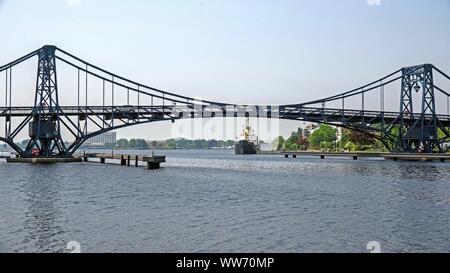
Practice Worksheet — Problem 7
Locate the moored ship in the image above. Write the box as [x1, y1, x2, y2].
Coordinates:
[235, 139, 257, 154]
[235, 117, 258, 154]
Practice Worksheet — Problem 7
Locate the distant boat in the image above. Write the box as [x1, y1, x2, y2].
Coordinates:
[235, 139, 257, 154]
[235, 117, 258, 155]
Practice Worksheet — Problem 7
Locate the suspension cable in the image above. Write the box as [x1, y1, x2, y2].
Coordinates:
[85, 64, 88, 135]
[0, 49, 39, 72]
[9, 67, 12, 136]
[55, 56, 192, 106]
[55, 47, 228, 106]
[4, 69, 7, 137]
[433, 65, 450, 82]
[77, 69, 80, 137]
[296, 66, 426, 107]
[103, 80, 105, 129]
[380, 80, 384, 112]
[137, 85, 140, 122]
[4, 69, 7, 109]
[112, 76, 114, 127]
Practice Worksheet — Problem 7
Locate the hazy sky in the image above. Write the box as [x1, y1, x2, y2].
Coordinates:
[1, 0, 450, 141]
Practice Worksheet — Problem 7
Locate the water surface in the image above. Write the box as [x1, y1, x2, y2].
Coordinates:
[0, 150, 449, 252]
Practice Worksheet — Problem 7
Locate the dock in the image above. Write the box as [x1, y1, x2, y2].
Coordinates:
[6, 157, 82, 163]
[282, 151, 450, 162]
[2, 151, 166, 168]
[81, 153, 166, 169]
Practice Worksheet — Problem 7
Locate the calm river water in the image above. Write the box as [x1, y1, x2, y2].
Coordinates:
[0, 149, 449, 253]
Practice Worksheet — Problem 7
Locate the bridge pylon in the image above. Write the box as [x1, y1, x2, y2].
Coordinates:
[23, 45, 68, 157]
[396, 64, 441, 153]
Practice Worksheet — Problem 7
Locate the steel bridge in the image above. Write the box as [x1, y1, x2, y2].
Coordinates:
[0, 45, 450, 158]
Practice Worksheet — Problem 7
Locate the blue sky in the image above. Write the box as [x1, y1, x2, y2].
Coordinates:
[1, 0, 450, 140]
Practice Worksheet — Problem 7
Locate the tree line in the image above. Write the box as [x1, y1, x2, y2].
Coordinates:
[115, 138, 235, 150]
[273, 124, 385, 152]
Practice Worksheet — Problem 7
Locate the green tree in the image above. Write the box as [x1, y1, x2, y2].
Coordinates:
[116, 138, 129, 147]
[166, 139, 177, 149]
[135, 139, 149, 149]
[308, 125, 337, 149]
[341, 129, 376, 148]
[193, 139, 207, 149]
[438, 128, 449, 140]
[344, 141, 357, 152]
[297, 137, 309, 150]
[273, 136, 285, 151]
[207, 139, 218, 149]
[287, 128, 302, 144]
[289, 143, 299, 151]
[129, 139, 136, 147]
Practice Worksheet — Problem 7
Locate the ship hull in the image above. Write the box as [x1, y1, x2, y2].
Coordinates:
[235, 140, 257, 154]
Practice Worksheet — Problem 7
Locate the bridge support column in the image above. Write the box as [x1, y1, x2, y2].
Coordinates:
[23, 46, 69, 158]
[397, 64, 442, 153]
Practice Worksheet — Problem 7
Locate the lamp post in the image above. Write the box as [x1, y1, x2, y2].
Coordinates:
[414, 82, 421, 93]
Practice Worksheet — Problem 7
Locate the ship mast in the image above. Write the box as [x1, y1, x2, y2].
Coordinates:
[244, 117, 251, 141]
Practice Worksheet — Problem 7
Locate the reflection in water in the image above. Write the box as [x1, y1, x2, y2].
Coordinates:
[0, 242, 5, 253]
[22, 166, 65, 253]
[396, 163, 442, 181]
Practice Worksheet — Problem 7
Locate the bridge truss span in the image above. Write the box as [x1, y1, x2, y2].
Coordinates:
[0, 45, 449, 157]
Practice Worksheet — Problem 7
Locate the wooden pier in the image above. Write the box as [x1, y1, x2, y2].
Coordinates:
[81, 153, 166, 169]
[282, 151, 450, 162]
[2, 152, 166, 168]
[6, 157, 82, 163]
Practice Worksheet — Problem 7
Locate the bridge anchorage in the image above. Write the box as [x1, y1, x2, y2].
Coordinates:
[1, 45, 450, 158]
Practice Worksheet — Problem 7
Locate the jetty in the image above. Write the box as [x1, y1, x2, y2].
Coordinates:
[282, 151, 450, 162]
[81, 153, 166, 169]
[2, 151, 166, 169]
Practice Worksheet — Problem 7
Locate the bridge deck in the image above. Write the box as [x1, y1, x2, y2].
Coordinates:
[1, 106, 449, 125]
